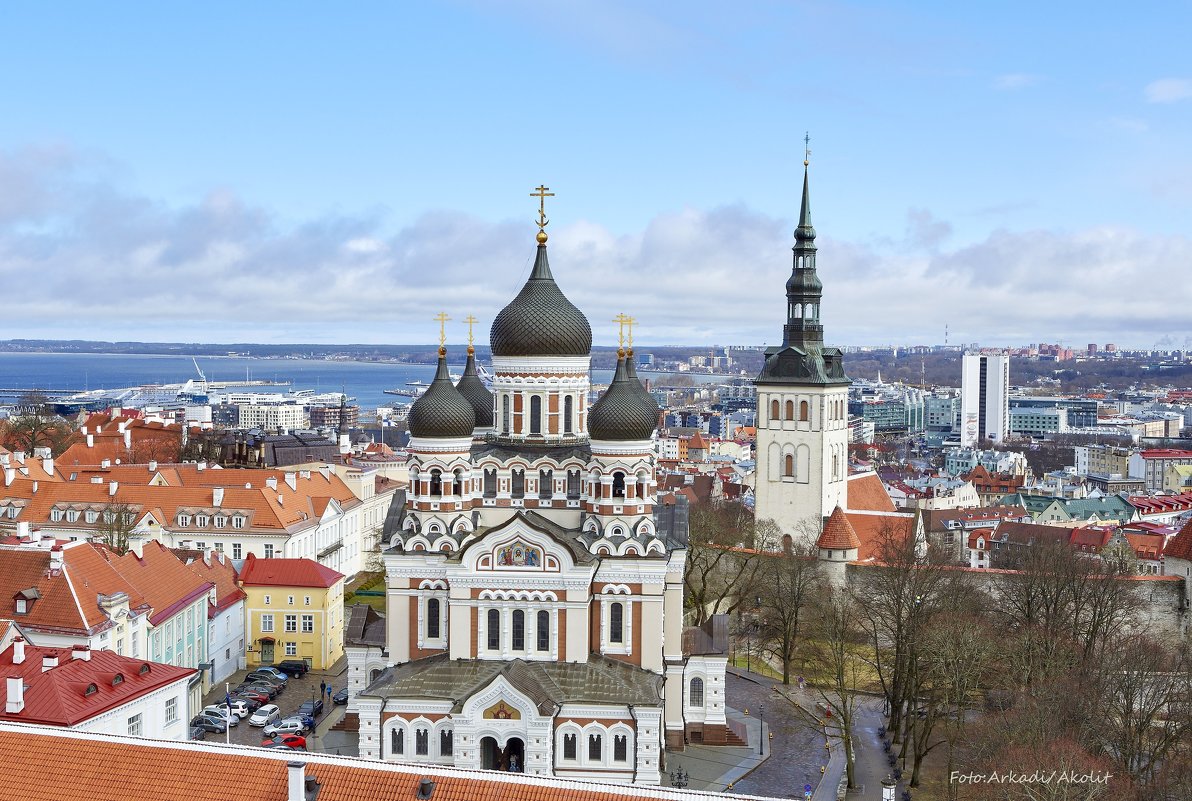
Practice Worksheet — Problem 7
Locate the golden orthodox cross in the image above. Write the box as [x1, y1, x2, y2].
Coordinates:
[612, 313, 630, 351]
[464, 315, 478, 348]
[531, 184, 555, 238]
[625, 316, 637, 350]
[434, 312, 450, 349]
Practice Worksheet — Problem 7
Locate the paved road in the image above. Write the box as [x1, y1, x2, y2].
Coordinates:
[196, 666, 349, 750]
[724, 671, 824, 799]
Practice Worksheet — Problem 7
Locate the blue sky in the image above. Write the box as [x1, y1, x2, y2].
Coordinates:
[1, 2, 1189, 348]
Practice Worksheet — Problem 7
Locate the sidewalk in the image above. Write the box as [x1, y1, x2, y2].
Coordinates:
[664, 706, 769, 792]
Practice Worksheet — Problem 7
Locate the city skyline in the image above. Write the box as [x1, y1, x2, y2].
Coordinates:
[1, 2, 1189, 348]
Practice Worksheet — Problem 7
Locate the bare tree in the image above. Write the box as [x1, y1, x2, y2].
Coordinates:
[809, 589, 866, 790]
[95, 503, 139, 555]
[756, 540, 822, 684]
[683, 501, 771, 625]
[3, 391, 69, 455]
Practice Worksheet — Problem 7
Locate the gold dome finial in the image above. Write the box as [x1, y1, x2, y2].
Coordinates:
[803, 131, 811, 168]
[531, 184, 555, 244]
[464, 314, 478, 355]
[625, 315, 637, 354]
[613, 312, 631, 354]
[434, 311, 450, 352]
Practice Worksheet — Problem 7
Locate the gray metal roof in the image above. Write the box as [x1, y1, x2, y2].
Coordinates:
[490, 244, 592, 357]
[408, 354, 476, 438]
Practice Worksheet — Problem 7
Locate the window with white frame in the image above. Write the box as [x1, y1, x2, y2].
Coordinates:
[486, 609, 500, 651]
[609, 602, 624, 643]
[261, 614, 274, 633]
[66, 510, 79, 522]
[284, 614, 297, 632]
[264, 595, 271, 605]
[536, 610, 550, 652]
[426, 598, 441, 640]
[613, 734, 628, 762]
[196, 515, 209, 527]
[690, 677, 705, 706]
[232, 515, 245, 528]
[301, 614, 314, 633]
[391, 728, 404, 755]
[264, 543, 274, 558]
[588, 733, 602, 761]
[165, 697, 178, 724]
[563, 732, 577, 760]
[512, 609, 525, 651]
[232, 543, 242, 559]
[439, 729, 453, 756]
[415, 728, 429, 756]
[287, 596, 295, 605]
[285, 641, 297, 656]
[127, 713, 143, 736]
[85, 510, 98, 523]
[178, 514, 190, 526]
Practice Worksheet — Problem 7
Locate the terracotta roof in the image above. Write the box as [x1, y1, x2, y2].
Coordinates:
[239, 554, 344, 589]
[688, 432, 708, 450]
[0, 641, 193, 726]
[1165, 518, 1192, 561]
[846, 472, 896, 513]
[843, 511, 917, 562]
[0, 547, 110, 634]
[113, 542, 213, 626]
[177, 550, 246, 617]
[0, 722, 777, 801]
[818, 506, 861, 550]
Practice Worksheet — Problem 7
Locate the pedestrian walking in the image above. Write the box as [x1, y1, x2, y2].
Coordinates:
[320, 679, 327, 697]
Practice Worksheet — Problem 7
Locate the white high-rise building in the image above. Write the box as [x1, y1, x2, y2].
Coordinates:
[960, 352, 1010, 447]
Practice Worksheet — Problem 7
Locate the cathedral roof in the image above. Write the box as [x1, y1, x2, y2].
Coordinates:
[454, 349, 494, 428]
[359, 653, 663, 713]
[490, 244, 592, 357]
[588, 354, 659, 441]
[625, 353, 661, 421]
[818, 506, 862, 551]
[407, 351, 476, 439]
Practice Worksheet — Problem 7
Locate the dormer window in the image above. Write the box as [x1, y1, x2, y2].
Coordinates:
[214, 516, 227, 529]
[232, 515, 246, 528]
[66, 510, 79, 522]
[85, 511, 99, 524]
[5, 506, 17, 519]
[111, 673, 124, 686]
[138, 663, 150, 675]
[196, 515, 210, 527]
[85, 683, 98, 696]
[178, 514, 191, 526]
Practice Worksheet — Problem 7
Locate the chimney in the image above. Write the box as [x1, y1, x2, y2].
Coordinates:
[49, 545, 64, 571]
[109, 481, 119, 497]
[100, 458, 111, 469]
[12, 637, 26, 664]
[117, 420, 127, 433]
[123, 429, 132, 448]
[416, 779, 435, 800]
[284, 472, 297, 491]
[3, 467, 13, 486]
[41, 455, 53, 476]
[266, 476, 278, 490]
[197, 461, 206, 472]
[213, 487, 224, 507]
[148, 460, 157, 472]
[87, 434, 94, 447]
[72, 644, 91, 661]
[287, 762, 305, 801]
[42, 651, 59, 672]
[6, 677, 24, 714]
[32, 481, 38, 494]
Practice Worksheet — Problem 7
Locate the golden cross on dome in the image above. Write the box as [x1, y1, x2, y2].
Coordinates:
[625, 316, 637, 350]
[804, 132, 811, 167]
[434, 312, 450, 349]
[463, 315, 478, 348]
[531, 184, 554, 243]
[612, 313, 630, 352]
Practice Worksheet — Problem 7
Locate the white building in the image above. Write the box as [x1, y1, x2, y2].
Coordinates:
[237, 403, 307, 431]
[960, 351, 1010, 447]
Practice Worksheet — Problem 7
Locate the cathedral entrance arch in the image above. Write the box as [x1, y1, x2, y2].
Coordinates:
[480, 735, 525, 772]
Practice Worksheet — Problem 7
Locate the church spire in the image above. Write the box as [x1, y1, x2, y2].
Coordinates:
[783, 135, 824, 350]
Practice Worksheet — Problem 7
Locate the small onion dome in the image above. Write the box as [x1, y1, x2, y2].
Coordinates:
[455, 347, 494, 428]
[589, 352, 659, 442]
[408, 349, 476, 439]
[625, 351, 661, 421]
[490, 243, 592, 357]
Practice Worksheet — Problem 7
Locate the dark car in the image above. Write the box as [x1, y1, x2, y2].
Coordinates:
[229, 693, 263, 711]
[190, 715, 227, 734]
[234, 687, 272, 704]
[239, 682, 280, 699]
[245, 672, 287, 688]
[275, 660, 310, 677]
[297, 699, 323, 718]
[189, 725, 207, 740]
[332, 687, 348, 705]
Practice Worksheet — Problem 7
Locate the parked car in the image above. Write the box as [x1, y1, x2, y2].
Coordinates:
[190, 715, 227, 734]
[246, 671, 287, 687]
[263, 718, 307, 738]
[239, 682, 280, 699]
[261, 733, 307, 750]
[297, 698, 323, 718]
[252, 666, 290, 682]
[275, 660, 310, 677]
[189, 725, 206, 740]
[287, 713, 316, 731]
[201, 705, 240, 725]
[332, 687, 348, 705]
[228, 693, 263, 711]
[249, 704, 281, 727]
[234, 688, 272, 705]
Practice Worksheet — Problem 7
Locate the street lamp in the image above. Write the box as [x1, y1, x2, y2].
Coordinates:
[758, 704, 764, 755]
[882, 775, 897, 801]
[669, 763, 689, 789]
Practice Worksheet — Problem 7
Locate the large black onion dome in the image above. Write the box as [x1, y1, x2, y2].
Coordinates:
[455, 349, 494, 428]
[408, 351, 476, 438]
[625, 352, 661, 421]
[589, 354, 659, 441]
[490, 245, 592, 357]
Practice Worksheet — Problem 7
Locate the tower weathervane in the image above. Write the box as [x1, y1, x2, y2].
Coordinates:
[804, 132, 811, 167]
[434, 312, 450, 353]
[531, 184, 555, 244]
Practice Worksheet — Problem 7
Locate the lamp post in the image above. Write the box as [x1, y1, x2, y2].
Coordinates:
[669, 763, 689, 789]
[882, 774, 897, 801]
[758, 704, 764, 755]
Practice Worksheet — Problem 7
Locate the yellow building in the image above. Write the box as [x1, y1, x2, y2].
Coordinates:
[239, 554, 345, 671]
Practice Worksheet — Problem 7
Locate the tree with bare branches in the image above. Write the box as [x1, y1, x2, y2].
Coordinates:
[756, 540, 822, 684]
[683, 501, 775, 625]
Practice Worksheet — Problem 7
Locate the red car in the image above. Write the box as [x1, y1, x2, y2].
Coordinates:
[235, 688, 271, 705]
[262, 733, 307, 750]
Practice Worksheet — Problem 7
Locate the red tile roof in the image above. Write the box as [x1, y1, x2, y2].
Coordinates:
[846, 472, 897, 514]
[239, 554, 344, 589]
[843, 511, 917, 563]
[0, 723, 776, 801]
[0, 547, 112, 635]
[1166, 519, 1192, 561]
[818, 507, 861, 550]
[177, 550, 245, 617]
[0, 640, 192, 726]
[113, 542, 213, 626]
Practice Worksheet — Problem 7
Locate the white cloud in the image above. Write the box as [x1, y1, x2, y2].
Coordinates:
[0, 146, 1188, 349]
[993, 73, 1040, 90]
[1145, 78, 1192, 104]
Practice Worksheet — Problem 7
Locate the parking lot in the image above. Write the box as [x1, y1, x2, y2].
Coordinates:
[195, 664, 348, 752]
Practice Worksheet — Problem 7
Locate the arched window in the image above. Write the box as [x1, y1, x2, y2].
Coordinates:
[613, 734, 628, 762]
[530, 396, 542, 434]
[612, 472, 625, 498]
[487, 609, 500, 650]
[784, 454, 794, 477]
[415, 728, 429, 756]
[426, 598, 440, 639]
[588, 733, 603, 761]
[537, 610, 550, 651]
[563, 733, 577, 760]
[502, 395, 510, 433]
[452, 468, 465, 496]
[690, 677, 705, 706]
[610, 602, 624, 643]
[429, 469, 442, 497]
[483, 468, 497, 498]
[771, 399, 780, 420]
[512, 609, 525, 651]
[833, 452, 840, 480]
[392, 728, 404, 755]
[799, 400, 809, 422]
[511, 469, 525, 499]
[538, 469, 553, 500]
[564, 396, 574, 434]
[785, 400, 794, 420]
[566, 470, 581, 500]
[440, 729, 453, 756]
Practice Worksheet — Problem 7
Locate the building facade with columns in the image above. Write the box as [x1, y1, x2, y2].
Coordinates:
[354, 211, 722, 786]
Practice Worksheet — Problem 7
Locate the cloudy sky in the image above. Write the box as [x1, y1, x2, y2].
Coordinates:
[1, 2, 1189, 349]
